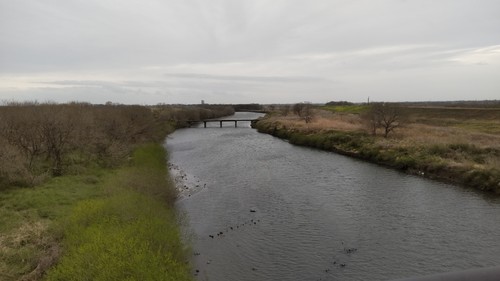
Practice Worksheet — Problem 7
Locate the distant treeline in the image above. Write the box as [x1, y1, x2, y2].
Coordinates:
[0, 102, 233, 188]
[325, 101, 354, 106]
[233, 103, 263, 111]
[394, 100, 500, 108]
[152, 104, 234, 126]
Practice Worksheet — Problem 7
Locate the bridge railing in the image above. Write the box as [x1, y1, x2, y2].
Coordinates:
[187, 119, 259, 128]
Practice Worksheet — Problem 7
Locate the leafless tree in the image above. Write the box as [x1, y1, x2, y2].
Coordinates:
[292, 103, 315, 123]
[292, 103, 305, 116]
[2, 109, 46, 171]
[0, 102, 236, 186]
[363, 103, 404, 137]
[282, 105, 291, 116]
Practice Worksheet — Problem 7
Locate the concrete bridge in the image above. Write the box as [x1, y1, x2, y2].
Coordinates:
[187, 119, 259, 128]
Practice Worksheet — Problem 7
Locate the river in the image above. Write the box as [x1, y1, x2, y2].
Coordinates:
[164, 112, 500, 281]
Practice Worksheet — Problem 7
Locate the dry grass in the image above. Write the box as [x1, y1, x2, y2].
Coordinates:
[261, 105, 500, 192]
[0, 174, 103, 281]
[397, 123, 500, 148]
[268, 112, 364, 132]
[0, 220, 59, 281]
[272, 109, 500, 151]
[301, 108, 500, 150]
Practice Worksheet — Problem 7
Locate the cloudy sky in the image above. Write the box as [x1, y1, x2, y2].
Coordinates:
[1, 0, 499, 104]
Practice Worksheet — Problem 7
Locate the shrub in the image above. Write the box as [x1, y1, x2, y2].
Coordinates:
[395, 155, 417, 170]
[427, 144, 449, 157]
[463, 168, 500, 192]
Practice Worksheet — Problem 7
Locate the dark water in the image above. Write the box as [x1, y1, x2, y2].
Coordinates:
[165, 112, 500, 281]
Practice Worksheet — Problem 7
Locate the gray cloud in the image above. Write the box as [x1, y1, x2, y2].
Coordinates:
[1, 0, 499, 103]
[164, 73, 328, 83]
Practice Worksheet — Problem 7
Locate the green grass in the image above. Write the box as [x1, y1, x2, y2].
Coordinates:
[45, 192, 190, 281]
[1, 144, 192, 281]
[455, 120, 500, 134]
[44, 144, 192, 281]
[0, 175, 104, 280]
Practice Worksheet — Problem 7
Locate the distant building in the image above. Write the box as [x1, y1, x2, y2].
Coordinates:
[201, 100, 205, 105]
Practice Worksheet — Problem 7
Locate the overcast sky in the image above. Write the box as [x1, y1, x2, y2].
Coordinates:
[1, 0, 499, 105]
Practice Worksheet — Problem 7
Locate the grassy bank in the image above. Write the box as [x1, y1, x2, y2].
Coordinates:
[44, 144, 191, 281]
[0, 144, 193, 280]
[0, 175, 103, 280]
[0, 103, 235, 280]
[254, 106, 500, 193]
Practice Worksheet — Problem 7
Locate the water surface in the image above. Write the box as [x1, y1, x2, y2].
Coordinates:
[165, 112, 500, 281]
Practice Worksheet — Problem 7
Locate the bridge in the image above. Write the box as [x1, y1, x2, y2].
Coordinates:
[187, 119, 259, 128]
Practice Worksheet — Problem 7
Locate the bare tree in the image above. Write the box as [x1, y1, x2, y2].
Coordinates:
[0, 102, 239, 186]
[280, 105, 290, 116]
[363, 103, 403, 137]
[292, 103, 305, 116]
[0, 105, 48, 177]
[292, 103, 315, 123]
[302, 103, 314, 123]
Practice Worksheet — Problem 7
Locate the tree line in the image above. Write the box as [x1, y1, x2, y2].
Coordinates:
[0, 102, 234, 188]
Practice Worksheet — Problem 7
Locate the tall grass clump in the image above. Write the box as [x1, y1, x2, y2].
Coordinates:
[45, 144, 192, 281]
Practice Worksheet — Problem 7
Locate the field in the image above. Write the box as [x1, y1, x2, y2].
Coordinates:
[255, 103, 500, 193]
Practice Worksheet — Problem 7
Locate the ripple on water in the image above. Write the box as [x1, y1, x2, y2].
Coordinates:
[167, 112, 500, 281]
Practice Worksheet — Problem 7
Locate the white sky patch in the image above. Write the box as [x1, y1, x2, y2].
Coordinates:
[449, 45, 500, 65]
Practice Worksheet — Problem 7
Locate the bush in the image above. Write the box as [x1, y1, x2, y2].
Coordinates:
[463, 168, 500, 192]
[359, 145, 379, 159]
[427, 144, 449, 157]
[395, 155, 417, 170]
[289, 133, 306, 145]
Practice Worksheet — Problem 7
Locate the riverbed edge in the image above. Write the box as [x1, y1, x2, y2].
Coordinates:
[253, 118, 500, 194]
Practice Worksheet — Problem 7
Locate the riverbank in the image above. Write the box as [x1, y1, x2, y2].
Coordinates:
[0, 144, 193, 281]
[253, 107, 500, 194]
[44, 144, 192, 280]
[0, 103, 235, 280]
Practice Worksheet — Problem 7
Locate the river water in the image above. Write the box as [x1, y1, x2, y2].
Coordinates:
[165, 112, 500, 281]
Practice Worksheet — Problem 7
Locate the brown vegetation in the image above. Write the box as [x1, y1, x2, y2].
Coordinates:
[256, 104, 500, 193]
[361, 103, 405, 137]
[292, 103, 315, 123]
[0, 102, 233, 189]
[0, 102, 233, 280]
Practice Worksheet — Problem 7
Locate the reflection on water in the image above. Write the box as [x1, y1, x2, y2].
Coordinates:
[165, 112, 500, 281]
